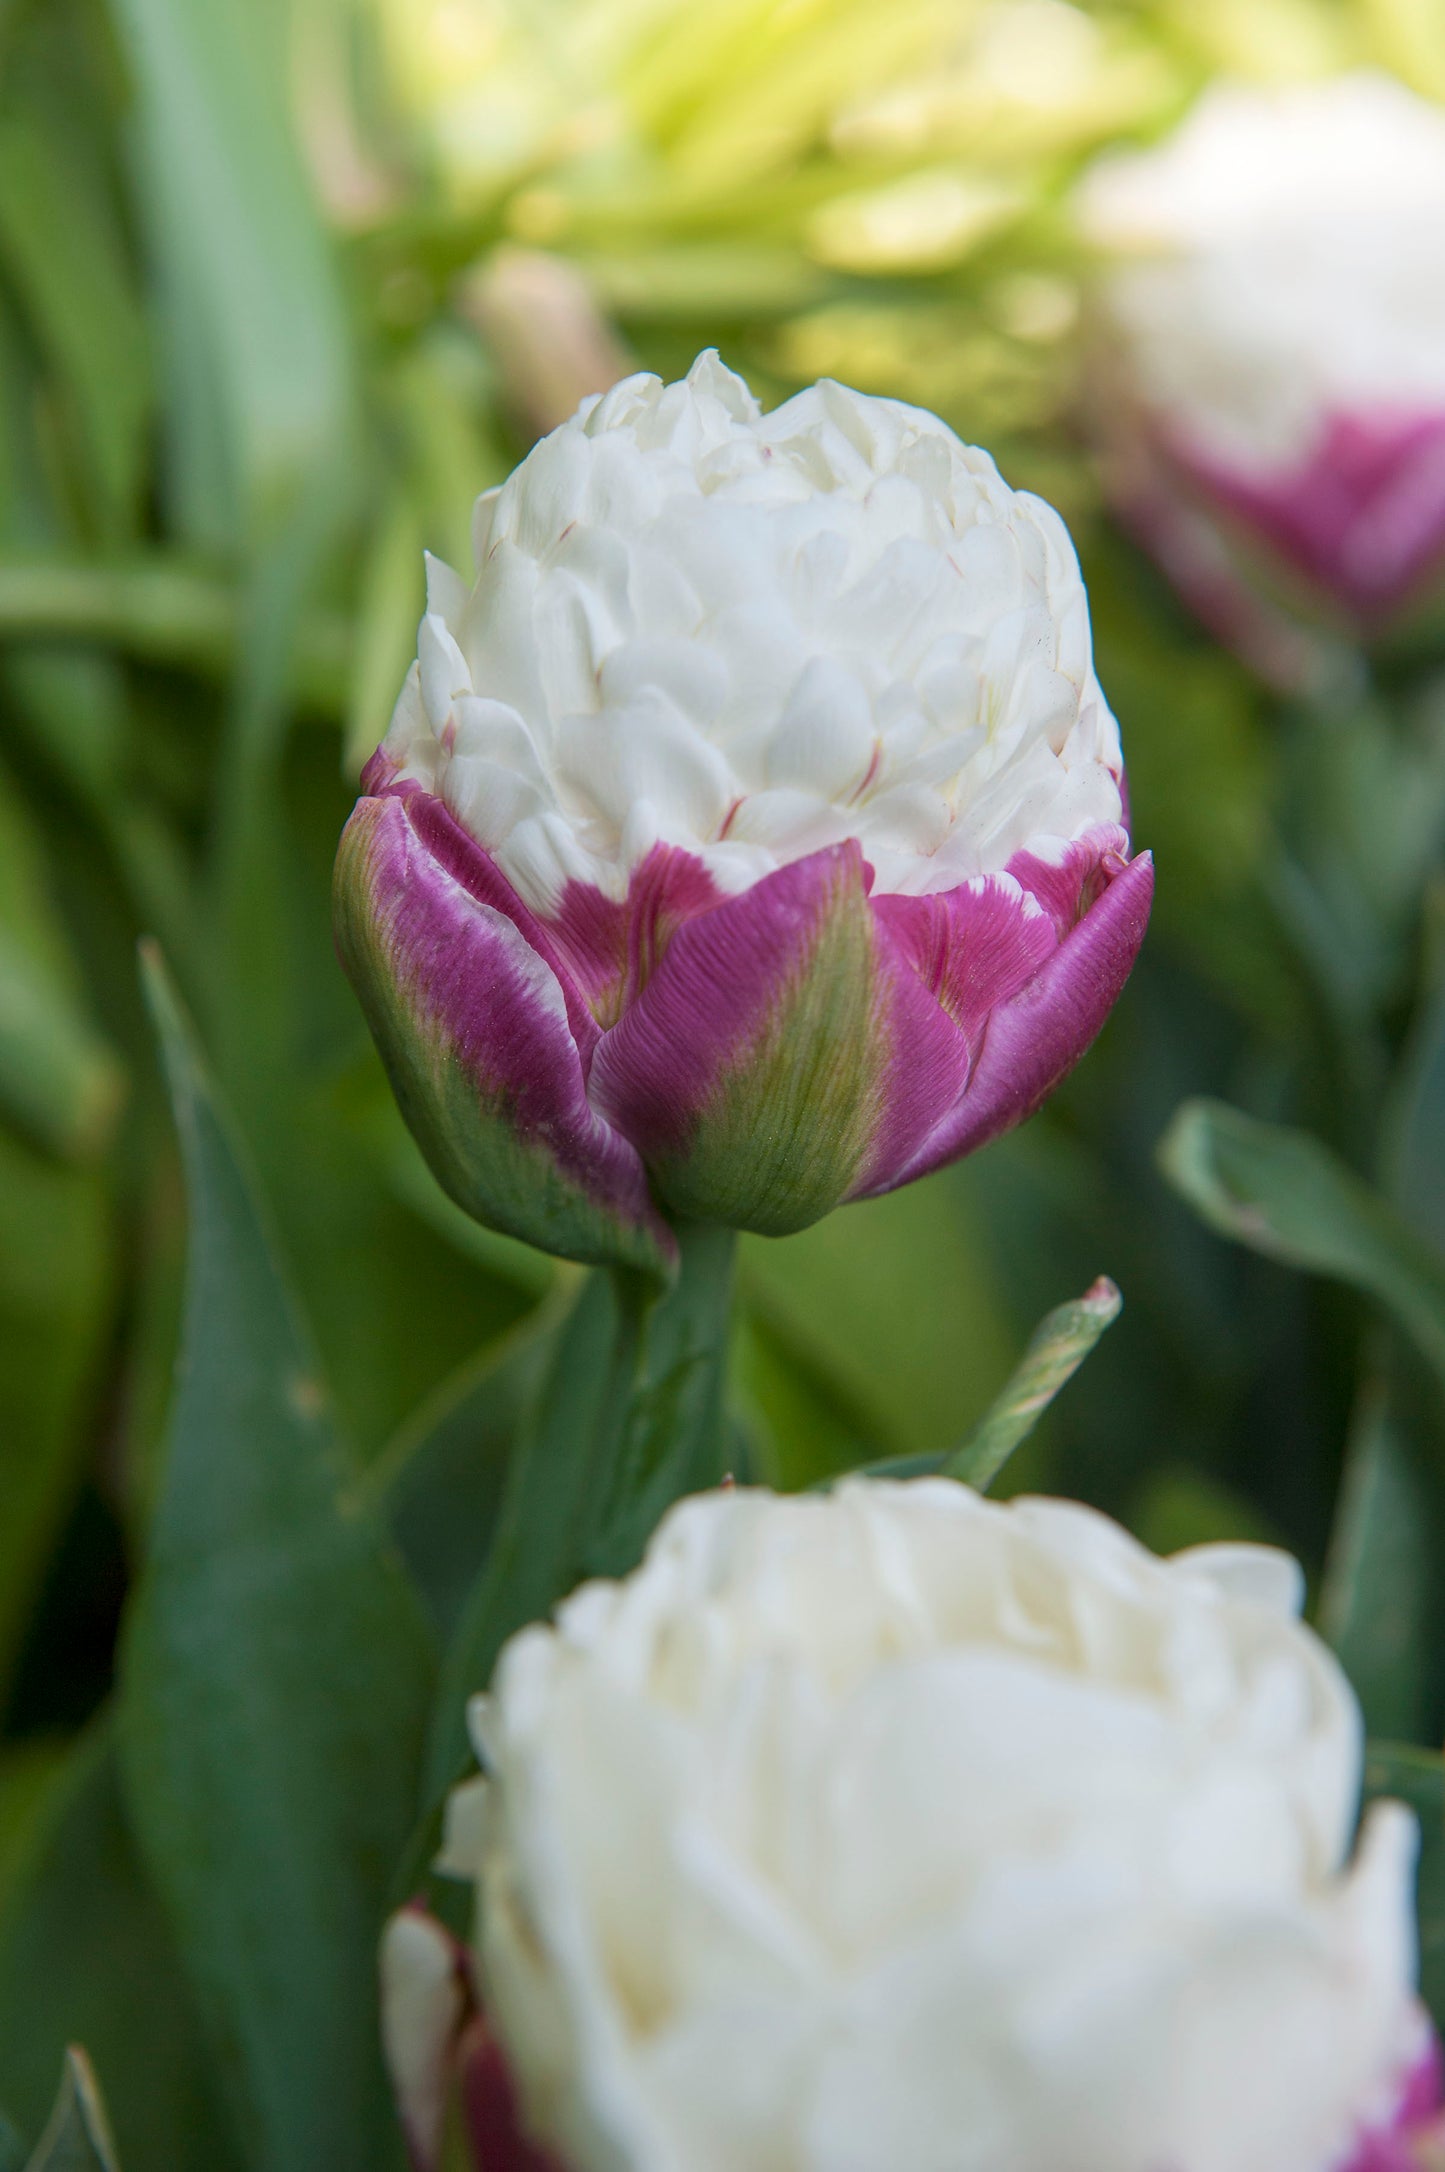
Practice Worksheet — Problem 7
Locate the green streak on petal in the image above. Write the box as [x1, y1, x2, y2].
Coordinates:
[654, 862, 888, 1237]
[333, 816, 667, 1276]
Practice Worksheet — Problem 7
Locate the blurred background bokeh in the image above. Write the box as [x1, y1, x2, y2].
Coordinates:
[3, 0, 1445, 2151]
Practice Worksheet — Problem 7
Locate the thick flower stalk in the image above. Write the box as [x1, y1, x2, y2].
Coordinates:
[385, 1478, 1442, 2172]
[335, 355, 1151, 1271]
[1078, 74, 1445, 683]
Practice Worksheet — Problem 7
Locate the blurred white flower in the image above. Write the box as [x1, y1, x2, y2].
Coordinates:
[1078, 74, 1445, 661]
[434, 1479, 1432, 2172]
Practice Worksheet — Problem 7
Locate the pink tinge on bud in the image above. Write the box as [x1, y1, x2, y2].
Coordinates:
[380, 1903, 567, 2172]
[1345, 2031, 1445, 2171]
[379, 1905, 473, 2172]
[458, 2015, 567, 2172]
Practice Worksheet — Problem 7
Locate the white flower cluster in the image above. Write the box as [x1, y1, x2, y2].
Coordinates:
[1077, 73, 1445, 472]
[443, 1480, 1421, 2172]
[378, 353, 1123, 911]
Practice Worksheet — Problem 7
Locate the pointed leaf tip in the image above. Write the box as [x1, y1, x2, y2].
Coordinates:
[942, 1274, 1123, 1493]
[23, 2048, 119, 2172]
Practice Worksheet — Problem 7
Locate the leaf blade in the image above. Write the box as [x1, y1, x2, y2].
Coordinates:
[118, 948, 434, 2172]
[22, 2051, 118, 2172]
[1159, 1099, 1445, 1389]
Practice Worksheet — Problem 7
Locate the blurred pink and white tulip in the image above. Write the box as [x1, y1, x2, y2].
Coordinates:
[1078, 74, 1445, 683]
[335, 355, 1150, 1271]
[391, 1479, 1442, 2172]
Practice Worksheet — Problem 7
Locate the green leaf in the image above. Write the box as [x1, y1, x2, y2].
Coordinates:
[118, 948, 435, 2172]
[0, 1728, 229, 2171]
[1388, 950, 1445, 1260]
[427, 1225, 736, 1797]
[1362, 1741, 1445, 2030]
[106, 0, 357, 548]
[21, 2051, 118, 2172]
[343, 490, 425, 779]
[0, 761, 123, 1165]
[0, 1125, 112, 1709]
[1321, 1351, 1442, 1742]
[942, 1277, 1122, 1491]
[0, 20, 151, 542]
[367, 1305, 560, 1639]
[855, 1276, 1122, 1494]
[0, 2111, 22, 2172]
[1158, 1100, 1445, 1390]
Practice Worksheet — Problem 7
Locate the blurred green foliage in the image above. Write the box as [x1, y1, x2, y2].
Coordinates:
[1, 0, 1445, 2156]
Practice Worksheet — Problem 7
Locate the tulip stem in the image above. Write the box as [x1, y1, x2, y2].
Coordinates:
[425, 1221, 738, 1796]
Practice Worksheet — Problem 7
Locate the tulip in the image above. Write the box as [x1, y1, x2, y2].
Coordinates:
[1078, 74, 1445, 683]
[335, 354, 1150, 1271]
[400, 1478, 1441, 2172]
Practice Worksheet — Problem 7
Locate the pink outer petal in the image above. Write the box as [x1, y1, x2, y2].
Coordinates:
[1185, 410, 1445, 628]
[588, 841, 973, 1234]
[383, 783, 605, 1060]
[1344, 2030, 1445, 2170]
[548, 845, 728, 1024]
[335, 790, 673, 1271]
[379, 1905, 472, 2172]
[874, 846, 1155, 1193]
[459, 2016, 567, 2172]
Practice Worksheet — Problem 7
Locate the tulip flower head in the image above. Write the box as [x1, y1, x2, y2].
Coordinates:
[336, 356, 1151, 1268]
[398, 1479, 1440, 2172]
[1079, 74, 1445, 678]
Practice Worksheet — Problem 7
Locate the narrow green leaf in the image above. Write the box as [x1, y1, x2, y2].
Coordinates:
[343, 491, 425, 778]
[0, 1728, 229, 2171]
[1362, 1741, 1445, 2030]
[1388, 952, 1445, 1260]
[1159, 1099, 1445, 1389]
[119, 948, 435, 2172]
[367, 1305, 561, 1639]
[941, 1277, 1123, 1491]
[21, 2051, 117, 2172]
[1321, 1351, 1442, 1742]
[0, 40, 151, 540]
[0, 555, 350, 713]
[107, 0, 357, 547]
[853, 1277, 1124, 1494]
[0, 763, 123, 1164]
[0, 2110, 22, 2172]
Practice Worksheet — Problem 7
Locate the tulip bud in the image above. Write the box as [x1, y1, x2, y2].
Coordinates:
[431, 1480, 1440, 2172]
[1078, 74, 1445, 684]
[336, 354, 1150, 1267]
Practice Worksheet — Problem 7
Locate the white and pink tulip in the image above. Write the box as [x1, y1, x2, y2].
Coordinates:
[386, 1479, 1445, 2172]
[335, 356, 1150, 1268]
[1078, 74, 1445, 683]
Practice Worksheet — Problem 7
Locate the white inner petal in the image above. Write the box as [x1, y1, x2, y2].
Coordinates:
[381, 353, 1124, 910]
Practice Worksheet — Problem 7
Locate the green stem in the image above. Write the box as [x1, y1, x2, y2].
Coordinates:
[425, 1222, 737, 1796]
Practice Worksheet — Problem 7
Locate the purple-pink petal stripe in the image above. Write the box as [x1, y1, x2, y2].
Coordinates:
[874, 848, 1155, 1192]
[339, 793, 671, 1264]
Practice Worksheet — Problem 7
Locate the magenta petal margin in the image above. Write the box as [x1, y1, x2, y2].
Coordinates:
[1344, 2031, 1445, 2171]
[336, 779, 1151, 1255]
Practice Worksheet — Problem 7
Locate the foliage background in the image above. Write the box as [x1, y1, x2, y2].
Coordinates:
[1, 0, 1445, 2160]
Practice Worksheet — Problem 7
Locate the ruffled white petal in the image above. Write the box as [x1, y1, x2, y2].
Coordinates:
[377, 353, 1124, 911]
